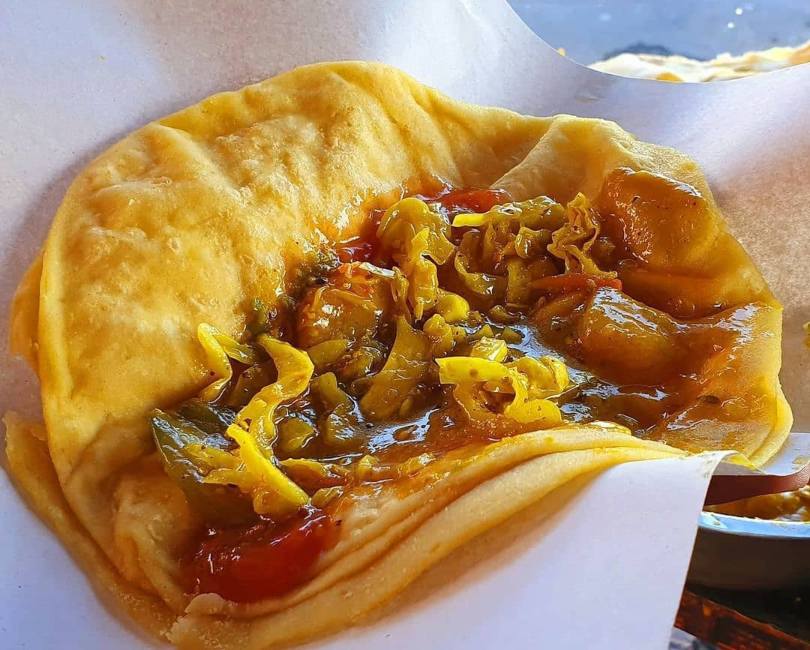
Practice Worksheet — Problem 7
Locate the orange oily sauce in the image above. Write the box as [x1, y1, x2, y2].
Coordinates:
[179, 174, 771, 602]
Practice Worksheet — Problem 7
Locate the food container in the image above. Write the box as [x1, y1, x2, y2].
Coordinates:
[690, 514, 810, 590]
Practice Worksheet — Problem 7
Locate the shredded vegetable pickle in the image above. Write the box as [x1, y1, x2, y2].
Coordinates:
[155, 183, 667, 529]
[204, 425, 310, 519]
[235, 335, 314, 449]
[437, 354, 568, 426]
[176, 328, 316, 519]
[451, 196, 565, 230]
[359, 317, 433, 420]
[548, 193, 616, 279]
[197, 324, 264, 401]
[378, 198, 456, 319]
[378, 198, 454, 263]
[454, 242, 507, 298]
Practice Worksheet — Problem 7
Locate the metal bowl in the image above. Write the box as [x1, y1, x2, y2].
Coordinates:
[688, 512, 810, 589]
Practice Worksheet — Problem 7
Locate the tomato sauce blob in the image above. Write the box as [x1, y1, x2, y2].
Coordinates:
[187, 508, 337, 603]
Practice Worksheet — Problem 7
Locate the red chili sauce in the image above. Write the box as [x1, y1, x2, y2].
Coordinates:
[187, 507, 337, 603]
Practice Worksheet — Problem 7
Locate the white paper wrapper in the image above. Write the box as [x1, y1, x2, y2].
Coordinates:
[1, 1, 808, 648]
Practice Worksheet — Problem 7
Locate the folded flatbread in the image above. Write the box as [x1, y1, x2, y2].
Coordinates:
[5, 61, 791, 649]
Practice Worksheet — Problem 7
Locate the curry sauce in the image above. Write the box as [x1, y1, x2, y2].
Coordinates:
[150, 171, 774, 602]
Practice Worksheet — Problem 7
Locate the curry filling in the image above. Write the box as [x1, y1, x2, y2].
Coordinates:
[151, 169, 768, 603]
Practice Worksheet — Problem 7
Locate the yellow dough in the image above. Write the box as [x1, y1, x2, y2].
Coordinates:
[5, 62, 790, 648]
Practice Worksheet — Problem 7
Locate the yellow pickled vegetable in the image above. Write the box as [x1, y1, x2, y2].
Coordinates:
[489, 304, 518, 324]
[548, 193, 616, 279]
[403, 229, 440, 319]
[194, 333, 316, 519]
[480, 220, 505, 266]
[438, 356, 513, 385]
[436, 353, 569, 427]
[505, 258, 531, 305]
[197, 323, 263, 401]
[277, 418, 317, 455]
[311, 486, 344, 508]
[307, 339, 349, 370]
[470, 337, 508, 362]
[501, 326, 523, 344]
[423, 314, 467, 357]
[311, 372, 353, 411]
[204, 424, 309, 519]
[278, 458, 348, 492]
[504, 398, 560, 424]
[435, 288, 470, 323]
[379, 199, 456, 320]
[390, 267, 411, 318]
[451, 197, 564, 230]
[470, 324, 496, 340]
[454, 250, 506, 298]
[514, 357, 569, 398]
[378, 198, 454, 263]
[355, 454, 380, 481]
[337, 345, 385, 382]
[310, 372, 359, 449]
[236, 335, 314, 449]
[514, 226, 552, 259]
[360, 317, 433, 420]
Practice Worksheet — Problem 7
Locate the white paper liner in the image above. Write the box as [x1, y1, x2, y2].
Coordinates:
[2, 1, 809, 647]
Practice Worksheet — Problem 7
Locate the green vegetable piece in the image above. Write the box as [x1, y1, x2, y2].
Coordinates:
[501, 326, 523, 344]
[359, 317, 433, 421]
[151, 400, 256, 526]
[225, 362, 275, 409]
[278, 418, 317, 455]
[311, 372, 362, 449]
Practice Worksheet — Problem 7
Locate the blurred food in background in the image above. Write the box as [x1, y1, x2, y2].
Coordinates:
[708, 485, 810, 521]
[510, 1, 810, 80]
[591, 41, 810, 81]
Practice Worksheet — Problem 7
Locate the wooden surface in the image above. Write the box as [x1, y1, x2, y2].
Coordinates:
[676, 587, 810, 649]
